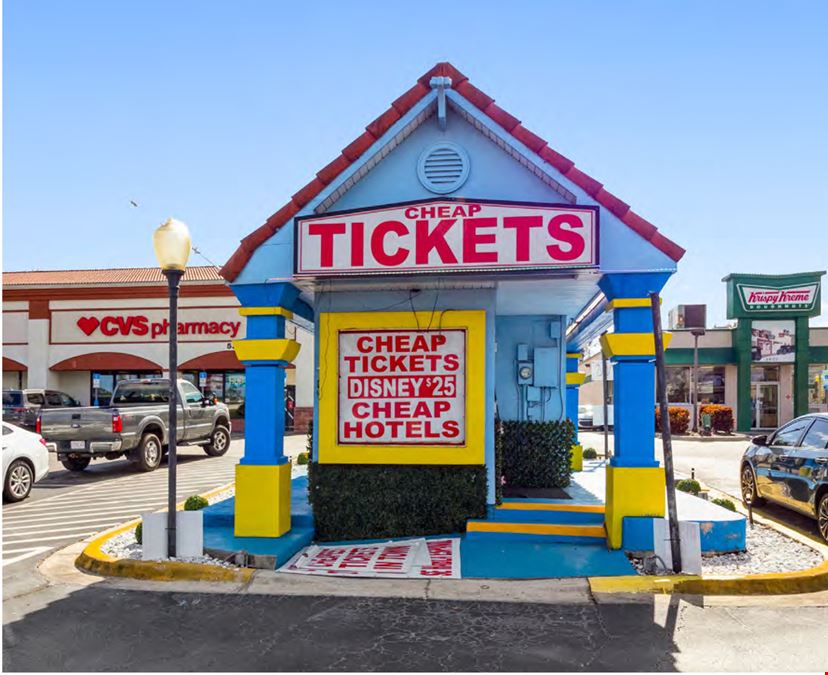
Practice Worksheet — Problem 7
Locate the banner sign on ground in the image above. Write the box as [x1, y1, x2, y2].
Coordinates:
[295, 199, 599, 277]
[338, 329, 466, 445]
[280, 538, 461, 579]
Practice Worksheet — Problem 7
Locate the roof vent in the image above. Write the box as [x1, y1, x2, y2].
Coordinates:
[417, 143, 470, 194]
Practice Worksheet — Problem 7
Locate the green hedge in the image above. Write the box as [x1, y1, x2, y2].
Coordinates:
[494, 417, 503, 505]
[307, 463, 487, 541]
[501, 419, 574, 489]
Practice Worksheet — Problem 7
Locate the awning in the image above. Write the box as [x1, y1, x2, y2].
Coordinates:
[3, 357, 27, 372]
[178, 350, 244, 371]
[50, 352, 163, 371]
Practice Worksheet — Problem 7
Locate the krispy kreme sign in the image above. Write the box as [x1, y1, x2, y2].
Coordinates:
[737, 283, 820, 312]
[295, 199, 598, 276]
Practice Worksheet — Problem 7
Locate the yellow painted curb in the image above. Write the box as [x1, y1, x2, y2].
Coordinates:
[75, 481, 254, 584]
[589, 556, 828, 596]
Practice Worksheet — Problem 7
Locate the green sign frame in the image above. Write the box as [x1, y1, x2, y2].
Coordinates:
[723, 271, 824, 319]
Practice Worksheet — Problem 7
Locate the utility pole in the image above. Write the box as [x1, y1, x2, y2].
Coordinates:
[691, 328, 706, 433]
[651, 292, 682, 573]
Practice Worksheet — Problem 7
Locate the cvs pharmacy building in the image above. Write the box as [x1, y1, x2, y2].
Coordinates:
[2, 267, 313, 430]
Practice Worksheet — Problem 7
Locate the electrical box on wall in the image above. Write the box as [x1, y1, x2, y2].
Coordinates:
[533, 347, 557, 388]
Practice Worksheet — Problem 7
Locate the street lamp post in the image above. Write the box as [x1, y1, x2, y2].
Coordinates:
[153, 218, 191, 558]
[690, 328, 706, 434]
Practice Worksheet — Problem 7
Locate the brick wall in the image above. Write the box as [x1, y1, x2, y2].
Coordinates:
[293, 407, 313, 433]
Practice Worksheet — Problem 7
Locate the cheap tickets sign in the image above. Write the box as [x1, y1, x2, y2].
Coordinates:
[296, 199, 598, 276]
[338, 329, 465, 445]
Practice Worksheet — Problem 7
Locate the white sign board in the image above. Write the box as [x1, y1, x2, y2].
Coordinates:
[296, 199, 598, 276]
[737, 283, 819, 313]
[51, 306, 244, 344]
[280, 538, 460, 578]
[338, 329, 465, 445]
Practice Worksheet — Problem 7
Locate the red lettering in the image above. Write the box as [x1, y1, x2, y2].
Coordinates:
[503, 215, 542, 262]
[370, 220, 409, 266]
[100, 316, 119, 337]
[308, 222, 346, 268]
[462, 218, 498, 263]
[443, 420, 460, 438]
[415, 219, 457, 265]
[547, 214, 585, 261]
[356, 336, 373, 353]
[351, 222, 364, 267]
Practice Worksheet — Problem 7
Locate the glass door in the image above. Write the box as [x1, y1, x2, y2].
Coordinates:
[751, 382, 779, 429]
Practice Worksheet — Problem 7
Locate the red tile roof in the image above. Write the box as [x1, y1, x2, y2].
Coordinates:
[221, 62, 685, 281]
[3, 266, 224, 287]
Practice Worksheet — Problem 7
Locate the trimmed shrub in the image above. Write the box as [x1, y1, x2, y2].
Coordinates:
[184, 495, 209, 511]
[135, 522, 142, 545]
[501, 419, 574, 489]
[676, 479, 701, 495]
[494, 417, 503, 505]
[306, 419, 313, 456]
[699, 404, 734, 433]
[308, 463, 487, 541]
[296, 452, 309, 465]
[583, 447, 598, 460]
[712, 497, 737, 512]
[655, 406, 690, 434]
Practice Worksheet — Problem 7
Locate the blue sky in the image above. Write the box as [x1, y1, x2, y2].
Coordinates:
[4, 0, 827, 326]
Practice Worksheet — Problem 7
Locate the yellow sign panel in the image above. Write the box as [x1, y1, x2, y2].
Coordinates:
[318, 310, 486, 465]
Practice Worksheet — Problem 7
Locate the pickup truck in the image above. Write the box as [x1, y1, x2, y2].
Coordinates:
[38, 378, 232, 472]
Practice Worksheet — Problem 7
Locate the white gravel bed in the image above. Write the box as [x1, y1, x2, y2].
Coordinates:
[631, 522, 824, 576]
[100, 527, 234, 567]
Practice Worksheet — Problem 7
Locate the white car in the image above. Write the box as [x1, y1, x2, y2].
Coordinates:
[2, 422, 50, 502]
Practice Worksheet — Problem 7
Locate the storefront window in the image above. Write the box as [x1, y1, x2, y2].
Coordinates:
[751, 365, 779, 383]
[180, 370, 246, 418]
[809, 364, 828, 413]
[91, 372, 161, 406]
[666, 367, 689, 403]
[665, 366, 726, 404]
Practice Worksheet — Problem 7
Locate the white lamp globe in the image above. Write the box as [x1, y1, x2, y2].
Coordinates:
[153, 218, 192, 271]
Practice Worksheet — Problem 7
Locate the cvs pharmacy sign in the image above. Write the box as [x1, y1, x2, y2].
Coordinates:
[296, 199, 598, 277]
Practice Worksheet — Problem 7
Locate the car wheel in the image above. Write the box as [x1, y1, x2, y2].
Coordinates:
[818, 493, 828, 544]
[61, 457, 91, 472]
[204, 425, 230, 457]
[133, 433, 163, 472]
[741, 464, 765, 507]
[4, 460, 34, 502]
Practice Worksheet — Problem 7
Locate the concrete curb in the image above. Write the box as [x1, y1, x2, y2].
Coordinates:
[75, 482, 254, 585]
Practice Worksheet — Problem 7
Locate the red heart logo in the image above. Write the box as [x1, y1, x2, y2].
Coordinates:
[76, 317, 100, 336]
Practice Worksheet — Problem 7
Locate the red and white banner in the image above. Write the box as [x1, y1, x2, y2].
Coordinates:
[338, 329, 465, 445]
[295, 199, 598, 276]
[280, 538, 461, 578]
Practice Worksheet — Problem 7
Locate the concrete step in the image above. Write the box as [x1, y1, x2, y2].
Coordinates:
[491, 503, 605, 525]
[465, 520, 606, 544]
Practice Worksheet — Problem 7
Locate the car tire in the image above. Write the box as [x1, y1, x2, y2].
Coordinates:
[4, 459, 34, 502]
[818, 493, 828, 544]
[133, 433, 163, 472]
[741, 464, 765, 507]
[204, 425, 230, 457]
[61, 457, 91, 472]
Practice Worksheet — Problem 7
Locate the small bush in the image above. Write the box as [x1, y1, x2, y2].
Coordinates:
[296, 451, 309, 465]
[501, 419, 574, 489]
[699, 404, 734, 433]
[135, 522, 142, 545]
[184, 495, 209, 511]
[712, 497, 736, 512]
[655, 406, 690, 434]
[583, 447, 598, 460]
[676, 479, 701, 495]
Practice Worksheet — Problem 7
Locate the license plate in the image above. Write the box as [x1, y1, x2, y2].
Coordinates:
[70, 441, 86, 450]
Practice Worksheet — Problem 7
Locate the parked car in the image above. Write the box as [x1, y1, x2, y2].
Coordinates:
[740, 413, 828, 542]
[38, 379, 231, 473]
[3, 388, 81, 429]
[2, 422, 50, 502]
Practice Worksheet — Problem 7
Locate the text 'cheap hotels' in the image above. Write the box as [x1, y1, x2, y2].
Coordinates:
[338, 329, 466, 445]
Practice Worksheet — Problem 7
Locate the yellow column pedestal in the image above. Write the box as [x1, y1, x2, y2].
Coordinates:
[604, 465, 665, 549]
[234, 463, 291, 538]
[570, 444, 583, 472]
